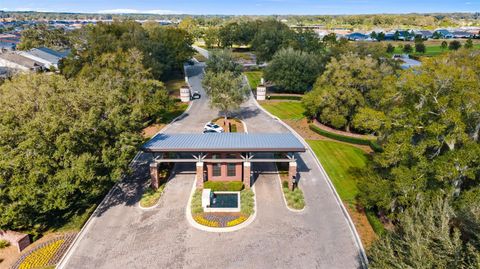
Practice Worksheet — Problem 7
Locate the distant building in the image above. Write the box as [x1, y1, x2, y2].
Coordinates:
[414, 30, 433, 39]
[17, 47, 69, 70]
[452, 31, 472, 38]
[346, 32, 369, 41]
[0, 52, 44, 72]
[434, 29, 454, 39]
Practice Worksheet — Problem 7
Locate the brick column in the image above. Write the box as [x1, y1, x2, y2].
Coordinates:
[149, 162, 160, 190]
[243, 161, 251, 189]
[196, 162, 204, 189]
[288, 161, 297, 191]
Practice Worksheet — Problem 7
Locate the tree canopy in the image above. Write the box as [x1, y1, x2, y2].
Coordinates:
[264, 48, 324, 93]
[0, 49, 172, 231]
[61, 21, 195, 80]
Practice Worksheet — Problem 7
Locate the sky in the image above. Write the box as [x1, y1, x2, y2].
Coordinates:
[1, 0, 479, 15]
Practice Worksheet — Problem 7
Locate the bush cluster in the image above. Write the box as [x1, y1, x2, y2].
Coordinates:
[309, 124, 382, 152]
[204, 181, 244, 191]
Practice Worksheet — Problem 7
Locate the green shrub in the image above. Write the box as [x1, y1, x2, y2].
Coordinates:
[269, 95, 302, 101]
[282, 184, 305, 210]
[139, 185, 165, 208]
[0, 239, 10, 249]
[191, 190, 203, 214]
[366, 209, 386, 235]
[240, 190, 255, 215]
[204, 181, 244, 191]
[309, 124, 383, 152]
[230, 123, 238, 133]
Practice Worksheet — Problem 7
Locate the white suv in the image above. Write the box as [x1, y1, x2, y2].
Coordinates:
[203, 122, 224, 133]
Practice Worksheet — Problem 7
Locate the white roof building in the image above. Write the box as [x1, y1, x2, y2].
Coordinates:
[17, 47, 69, 70]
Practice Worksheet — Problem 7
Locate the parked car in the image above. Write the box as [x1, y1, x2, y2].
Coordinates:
[204, 122, 224, 133]
[203, 129, 220, 134]
[192, 91, 201, 99]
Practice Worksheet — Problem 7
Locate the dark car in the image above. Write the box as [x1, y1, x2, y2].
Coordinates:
[192, 91, 201, 99]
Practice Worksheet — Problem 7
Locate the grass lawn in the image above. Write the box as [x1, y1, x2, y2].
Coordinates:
[261, 101, 305, 120]
[164, 78, 186, 96]
[307, 140, 368, 205]
[243, 71, 263, 90]
[391, 42, 480, 57]
[194, 52, 208, 62]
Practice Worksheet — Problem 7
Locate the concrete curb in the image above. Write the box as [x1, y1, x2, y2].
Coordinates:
[185, 176, 257, 233]
[250, 92, 368, 268]
[57, 71, 196, 269]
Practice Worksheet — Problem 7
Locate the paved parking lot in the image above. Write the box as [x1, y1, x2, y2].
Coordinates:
[60, 63, 365, 269]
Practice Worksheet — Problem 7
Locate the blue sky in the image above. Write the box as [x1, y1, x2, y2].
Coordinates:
[1, 0, 479, 15]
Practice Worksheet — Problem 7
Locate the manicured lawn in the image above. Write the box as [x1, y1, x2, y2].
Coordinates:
[243, 71, 263, 90]
[392, 43, 480, 57]
[307, 140, 368, 205]
[261, 101, 305, 120]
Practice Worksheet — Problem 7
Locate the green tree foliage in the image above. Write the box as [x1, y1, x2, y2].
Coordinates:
[369, 198, 480, 269]
[61, 21, 194, 80]
[17, 24, 71, 50]
[415, 42, 426, 53]
[204, 27, 220, 48]
[218, 21, 257, 48]
[264, 48, 324, 93]
[357, 51, 480, 218]
[0, 49, 171, 231]
[449, 40, 462, 50]
[386, 43, 395, 53]
[302, 53, 393, 131]
[441, 40, 448, 50]
[205, 49, 243, 76]
[202, 71, 249, 121]
[465, 38, 474, 49]
[403, 44, 413, 53]
[251, 20, 294, 62]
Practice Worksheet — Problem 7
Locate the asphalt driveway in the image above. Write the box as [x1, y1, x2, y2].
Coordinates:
[59, 62, 365, 269]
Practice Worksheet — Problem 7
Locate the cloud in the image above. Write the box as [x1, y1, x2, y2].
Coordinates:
[96, 9, 181, 14]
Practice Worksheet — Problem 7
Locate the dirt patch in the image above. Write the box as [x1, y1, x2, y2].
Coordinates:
[344, 203, 377, 249]
[213, 118, 245, 133]
[284, 119, 373, 153]
[142, 124, 165, 139]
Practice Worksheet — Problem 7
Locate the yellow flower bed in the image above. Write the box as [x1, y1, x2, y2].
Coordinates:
[193, 215, 220, 227]
[19, 239, 64, 269]
[226, 215, 248, 227]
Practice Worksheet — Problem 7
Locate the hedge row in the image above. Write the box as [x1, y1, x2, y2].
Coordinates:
[309, 124, 383, 152]
[268, 95, 302, 101]
[204, 181, 244, 191]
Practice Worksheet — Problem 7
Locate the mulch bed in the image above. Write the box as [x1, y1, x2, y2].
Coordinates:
[199, 212, 246, 227]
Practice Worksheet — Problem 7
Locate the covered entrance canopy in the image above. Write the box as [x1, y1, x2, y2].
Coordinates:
[141, 133, 306, 190]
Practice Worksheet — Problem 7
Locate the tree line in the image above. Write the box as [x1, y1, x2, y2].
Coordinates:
[0, 21, 194, 233]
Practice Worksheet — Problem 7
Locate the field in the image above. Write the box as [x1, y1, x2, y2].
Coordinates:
[306, 140, 368, 205]
[387, 39, 480, 57]
[260, 101, 305, 120]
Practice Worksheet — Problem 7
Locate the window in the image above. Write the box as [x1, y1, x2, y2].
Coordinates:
[227, 163, 236, 177]
[226, 154, 237, 159]
[212, 154, 220, 159]
[213, 163, 221, 177]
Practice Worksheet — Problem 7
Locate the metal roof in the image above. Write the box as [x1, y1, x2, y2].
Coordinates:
[142, 133, 306, 153]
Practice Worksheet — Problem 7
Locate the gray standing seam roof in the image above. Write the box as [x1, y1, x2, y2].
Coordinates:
[142, 133, 306, 153]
